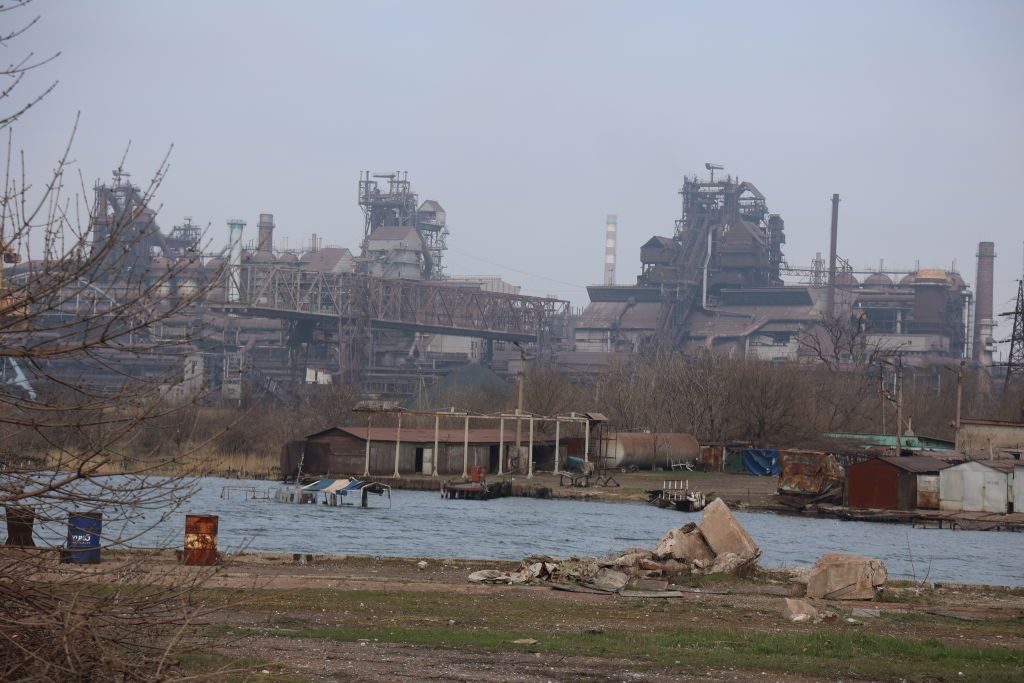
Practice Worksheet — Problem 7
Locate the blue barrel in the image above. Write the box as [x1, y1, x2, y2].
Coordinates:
[62, 511, 102, 564]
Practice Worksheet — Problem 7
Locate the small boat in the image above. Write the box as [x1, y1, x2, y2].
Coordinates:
[274, 478, 392, 508]
[647, 479, 707, 512]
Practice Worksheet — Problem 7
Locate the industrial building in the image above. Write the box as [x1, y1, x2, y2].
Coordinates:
[5, 164, 1010, 404]
[571, 168, 993, 373]
[280, 426, 553, 479]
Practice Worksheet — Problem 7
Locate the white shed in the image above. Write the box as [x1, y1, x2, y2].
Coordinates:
[1015, 464, 1024, 514]
[939, 461, 1015, 514]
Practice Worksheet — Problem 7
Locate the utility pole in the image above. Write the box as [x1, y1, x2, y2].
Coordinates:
[513, 342, 526, 473]
[895, 355, 904, 453]
[1004, 280, 1024, 389]
[955, 359, 964, 438]
[878, 364, 886, 435]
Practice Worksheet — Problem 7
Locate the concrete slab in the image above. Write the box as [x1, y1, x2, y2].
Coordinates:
[699, 499, 760, 559]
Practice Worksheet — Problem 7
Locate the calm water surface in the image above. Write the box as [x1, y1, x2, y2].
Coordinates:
[89, 477, 1024, 587]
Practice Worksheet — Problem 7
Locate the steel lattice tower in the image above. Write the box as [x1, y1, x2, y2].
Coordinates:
[1006, 279, 1024, 387]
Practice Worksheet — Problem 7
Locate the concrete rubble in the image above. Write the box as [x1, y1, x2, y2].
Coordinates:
[806, 553, 888, 601]
[468, 500, 763, 591]
[782, 598, 818, 623]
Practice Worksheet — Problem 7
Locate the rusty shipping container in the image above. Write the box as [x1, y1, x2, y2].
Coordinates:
[183, 514, 218, 566]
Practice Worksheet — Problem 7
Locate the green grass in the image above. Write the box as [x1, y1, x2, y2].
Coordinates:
[272, 623, 1021, 682]
[194, 587, 1024, 681]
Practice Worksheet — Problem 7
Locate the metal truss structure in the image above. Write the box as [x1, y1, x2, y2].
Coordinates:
[229, 263, 569, 343]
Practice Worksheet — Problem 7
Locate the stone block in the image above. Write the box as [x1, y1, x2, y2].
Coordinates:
[806, 553, 887, 601]
[699, 499, 759, 560]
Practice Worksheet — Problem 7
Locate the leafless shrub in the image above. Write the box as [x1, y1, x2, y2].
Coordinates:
[0, 5, 230, 679]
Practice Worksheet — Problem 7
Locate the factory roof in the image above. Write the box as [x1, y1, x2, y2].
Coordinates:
[368, 225, 421, 242]
[301, 247, 353, 272]
[863, 456, 952, 474]
[307, 425, 553, 445]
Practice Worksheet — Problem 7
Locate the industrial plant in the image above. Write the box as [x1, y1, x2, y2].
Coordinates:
[4, 165, 1022, 403]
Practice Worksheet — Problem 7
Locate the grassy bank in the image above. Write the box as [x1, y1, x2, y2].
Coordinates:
[190, 585, 1023, 682]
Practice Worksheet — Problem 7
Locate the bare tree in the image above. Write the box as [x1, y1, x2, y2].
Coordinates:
[1, 5, 229, 679]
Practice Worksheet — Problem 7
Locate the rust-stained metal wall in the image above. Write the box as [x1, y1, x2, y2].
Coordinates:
[917, 474, 940, 509]
[846, 459, 916, 510]
[699, 446, 724, 472]
[777, 450, 844, 496]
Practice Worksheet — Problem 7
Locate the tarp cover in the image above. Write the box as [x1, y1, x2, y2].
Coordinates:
[742, 449, 779, 476]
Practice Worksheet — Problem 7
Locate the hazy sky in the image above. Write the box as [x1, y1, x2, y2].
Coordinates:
[14, 1, 1024, 349]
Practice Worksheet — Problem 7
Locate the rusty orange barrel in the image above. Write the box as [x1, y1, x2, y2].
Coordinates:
[183, 514, 218, 565]
[469, 466, 485, 482]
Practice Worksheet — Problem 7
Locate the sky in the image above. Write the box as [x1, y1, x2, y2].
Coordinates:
[12, 1, 1024, 352]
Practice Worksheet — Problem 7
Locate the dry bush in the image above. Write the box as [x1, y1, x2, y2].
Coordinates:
[0, 5, 229, 678]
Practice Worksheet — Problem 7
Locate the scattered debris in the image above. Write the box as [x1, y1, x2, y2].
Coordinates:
[806, 553, 888, 601]
[467, 500, 762, 592]
[590, 568, 629, 592]
[851, 607, 881, 618]
[783, 598, 818, 623]
[512, 638, 538, 645]
[416, 560, 428, 570]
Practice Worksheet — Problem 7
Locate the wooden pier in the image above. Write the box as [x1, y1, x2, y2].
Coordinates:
[807, 504, 1024, 531]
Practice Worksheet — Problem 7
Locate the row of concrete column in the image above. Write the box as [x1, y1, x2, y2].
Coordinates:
[361, 412, 591, 479]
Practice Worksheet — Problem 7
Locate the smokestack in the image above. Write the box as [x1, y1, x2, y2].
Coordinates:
[973, 241, 996, 365]
[227, 219, 245, 303]
[257, 213, 274, 254]
[826, 194, 840, 315]
[604, 214, 617, 286]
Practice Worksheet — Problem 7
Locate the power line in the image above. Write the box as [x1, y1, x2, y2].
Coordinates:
[446, 246, 588, 290]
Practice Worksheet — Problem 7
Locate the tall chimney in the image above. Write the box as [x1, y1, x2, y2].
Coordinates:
[226, 219, 245, 303]
[257, 213, 275, 254]
[826, 194, 840, 315]
[604, 214, 617, 286]
[973, 241, 996, 365]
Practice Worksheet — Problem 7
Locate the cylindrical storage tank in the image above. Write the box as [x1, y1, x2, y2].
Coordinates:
[3, 505, 35, 547]
[605, 433, 700, 469]
[183, 514, 218, 565]
[62, 511, 102, 564]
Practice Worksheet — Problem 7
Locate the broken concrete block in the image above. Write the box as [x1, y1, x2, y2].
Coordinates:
[589, 567, 629, 592]
[468, 569, 507, 583]
[652, 528, 682, 560]
[708, 552, 749, 575]
[672, 529, 715, 564]
[850, 607, 880, 618]
[699, 499, 760, 560]
[660, 558, 687, 575]
[609, 552, 649, 568]
[638, 558, 663, 572]
[783, 598, 818, 623]
[806, 553, 887, 601]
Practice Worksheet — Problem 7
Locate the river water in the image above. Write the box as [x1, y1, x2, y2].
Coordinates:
[57, 477, 1024, 586]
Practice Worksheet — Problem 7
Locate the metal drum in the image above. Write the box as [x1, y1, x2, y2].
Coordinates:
[62, 511, 102, 564]
[183, 514, 218, 566]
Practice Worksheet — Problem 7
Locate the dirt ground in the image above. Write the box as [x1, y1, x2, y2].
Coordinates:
[79, 551, 1021, 682]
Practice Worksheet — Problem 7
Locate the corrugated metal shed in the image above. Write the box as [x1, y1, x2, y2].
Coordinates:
[939, 460, 1015, 513]
[846, 456, 949, 511]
